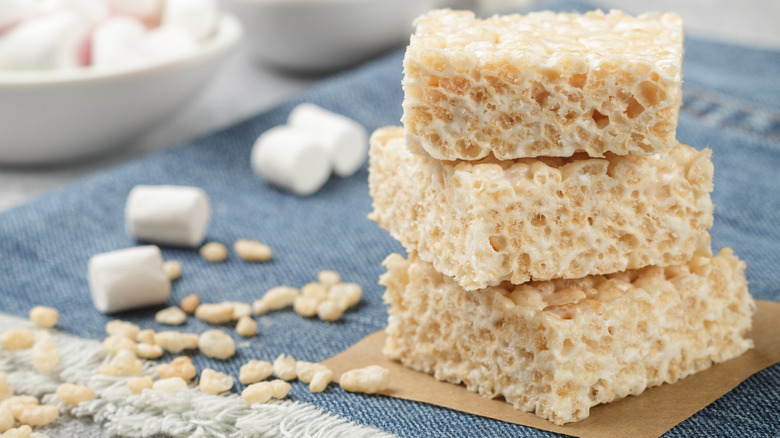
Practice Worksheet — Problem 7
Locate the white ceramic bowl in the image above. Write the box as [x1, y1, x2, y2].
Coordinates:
[223, 0, 445, 73]
[0, 14, 242, 166]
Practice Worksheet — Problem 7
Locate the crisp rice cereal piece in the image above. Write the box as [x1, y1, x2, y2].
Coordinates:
[127, 376, 153, 394]
[155, 306, 188, 325]
[28, 306, 58, 328]
[179, 294, 200, 315]
[381, 249, 755, 425]
[309, 369, 333, 393]
[403, 9, 683, 160]
[339, 366, 390, 394]
[199, 369, 234, 394]
[273, 354, 296, 381]
[369, 126, 714, 290]
[153, 377, 187, 393]
[109, 349, 143, 376]
[200, 242, 228, 263]
[198, 330, 235, 359]
[1, 329, 34, 350]
[16, 404, 58, 427]
[154, 331, 199, 353]
[2, 425, 32, 438]
[156, 356, 197, 380]
[105, 320, 140, 339]
[136, 329, 156, 345]
[254, 286, 299, 315]
[301, 282, 328, 301]
[195, 303, 234, 325]
[233, 240, 273, 262]
[327, 283, 362, 310]
[242, 382, 273, 404]
[239, 360, 273, 385]
[56, 383, 94, 404]
[236, 316, 258, 338]
[316, 301, 343, 321]
[292, 296, 319, 317]
[31, 340, 60, 374]
[317, 270, 341, 287]
[270, 380, 291, 399]
[102, 335, 137, 355]
[136, 343, 164, 359]
[163, 260, 182, 281]
[226, 301, 252, 320]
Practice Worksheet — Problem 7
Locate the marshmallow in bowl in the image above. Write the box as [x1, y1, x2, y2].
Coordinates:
[0, 11, 90, 70]
[0, 0, 37, 31]
[126, 185, 211, 247]
[91, 16, 146, 68]
[163, 0, 220, 41]
[251, 125, 331, 196]
[106, 0, 163, 25]
[288, 104, 368, 177]
[88, 245, 171, 313]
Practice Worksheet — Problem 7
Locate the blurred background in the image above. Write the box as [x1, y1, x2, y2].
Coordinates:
[0, 0, 778, 212]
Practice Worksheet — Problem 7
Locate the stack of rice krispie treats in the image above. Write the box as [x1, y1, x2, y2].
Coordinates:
[368, 9, 755, 425]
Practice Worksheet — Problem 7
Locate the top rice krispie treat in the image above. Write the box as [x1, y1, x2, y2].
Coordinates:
[402, 9, 683, 160]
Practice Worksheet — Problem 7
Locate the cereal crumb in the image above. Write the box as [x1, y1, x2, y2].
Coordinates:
[241, 382, 273, 404]
[135, 329, 156, 345]
[234, 240, 273, 262]
[239, 360, 273, 384]
[200, 242, 228, 263]
[1, 329, 34, 350]
[293, 296, 319, 317]
[309, 369, 333, 393]
[199, 369, 233, 395]
[127, 376, 153, 394]
[316, 300, 343, 321]
[179, 294, 201, 315]
[301, 282, 328, 301]
[153, 377, 187, 393]
[105, 320, 140, 339]
[154, 331, 199, 353]
[102, 335, 137, 355]
[236, 316, 258, 338]
[317, 270, 341, 287]
[226, 301, 252, 320]
[56, 383, 94, 404]
[195, 302, 234, 325]
[339, 365, 390, 394]
[254, 286, 299, 315]
[28, 306, 58, 328]
[270, 379, 291, 399]
[107, 349, 143, 376]
[155, 306, 188, 326]
[328, 282, 362, 310]
[163, 260, 182, 281]
[31, 340, 60, 374]
[136, 343, 164, 359]
[16, 404, 58, 427]
[156, 356, 197, 381]
[198, 330, 235, 359]
[273, 354, 297, 381]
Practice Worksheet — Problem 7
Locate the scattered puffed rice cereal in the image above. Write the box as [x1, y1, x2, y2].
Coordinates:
[273, 354, 296, 381]
[239, 360, 273, 385]
[105, 320, 140, 339]
[179, 294, 200, 315]
[155, 306, 187, 326]
[200, 242, 228, 263]
[309, 368, 333, 393]
[199, 368, 233, 395]
[195, 302, 234, 324]
[56, 383, 93, 404]
[28, 306, 58, 329]
[328, 282, 362, 311]
[235, 316, 257, 338]
[227, 301, 252, 319]
[317, 270, 341, 287]
[31, 340, 59, 374]
[295, 362, 331, 384]
[16, 404, 58, 427]
[339, 365, 390, 394]
[253, 286, 299, 315]
[233, 240, 273, 262]
[153, 377, 187, 393]
[102, 334, 137, 355]
[127, 376, 154, 394]
[0, 406, 13, 433]
[136, 343, 164, 359]
[270, 380, 291, 399]
[198, 330, 235, 359]
[293, 296, 319, 317]
[163, 260, 182, 281]
[316, 300, 343, 321]
[301, 282, 328, 301]
[154, 331, 199, 353]
[241, 381, 273, 404]
[136, 329, 156, 345]
[156, 356, 197, 380]
[1, 329, 34, 350]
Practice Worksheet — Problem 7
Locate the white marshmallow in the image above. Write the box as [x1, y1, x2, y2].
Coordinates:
[163, 0, 219, 41]
[106, 0, 163, 24]
[251, 126, 331, 196]
[0, 11, 90, 70]
[287, 104, 368, 177]
[88, 245, 171, 314]
[0, 0, 37, 33]
[125, 185, 211, 248]
[39, 0, 110, 27]
[137, 25, 198, 64]
[91, 16, 146, 68]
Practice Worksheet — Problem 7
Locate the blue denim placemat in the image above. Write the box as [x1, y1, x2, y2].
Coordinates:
[1, 1, 779, 437]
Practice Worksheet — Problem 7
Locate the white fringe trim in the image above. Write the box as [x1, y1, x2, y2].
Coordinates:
[0, 313, 395, 438]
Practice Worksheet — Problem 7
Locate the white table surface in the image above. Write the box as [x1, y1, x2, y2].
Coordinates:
[1, 0, 778, 213]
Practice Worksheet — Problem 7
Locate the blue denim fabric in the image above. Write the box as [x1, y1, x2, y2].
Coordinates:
[1, 1, 778, 437]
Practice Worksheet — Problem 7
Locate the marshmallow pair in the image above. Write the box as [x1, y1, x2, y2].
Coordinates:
[88, 185, 211, 314]
[251, 104, 368, 196]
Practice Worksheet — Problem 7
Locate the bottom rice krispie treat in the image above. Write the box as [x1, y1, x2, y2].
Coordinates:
[381, 248, 754, 425]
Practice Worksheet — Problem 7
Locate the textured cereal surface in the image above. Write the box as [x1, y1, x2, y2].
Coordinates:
[402, 9, 683, 159]
[381, 249, 755, 425]
[368, 127, 714, 290]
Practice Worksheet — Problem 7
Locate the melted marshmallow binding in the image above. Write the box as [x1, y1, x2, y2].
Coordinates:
[382, 249, 755, 425]
[369, 126, 714, 290]
[402, 9, 683, 160]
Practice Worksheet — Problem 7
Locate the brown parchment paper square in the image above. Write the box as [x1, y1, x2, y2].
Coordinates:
[323, 300, 780, 438]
